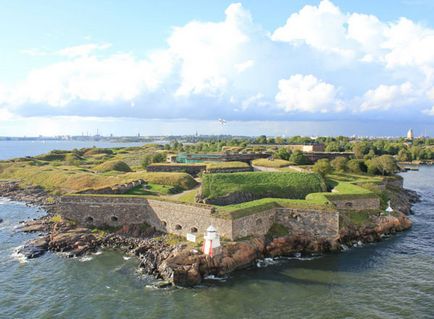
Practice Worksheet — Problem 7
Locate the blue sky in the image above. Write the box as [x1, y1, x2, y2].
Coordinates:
[1, 0, 434, 136]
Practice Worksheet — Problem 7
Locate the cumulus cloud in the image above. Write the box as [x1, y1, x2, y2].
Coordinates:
[360, 82, 415, 111]
[275, 74, 342, 113]
[271, 0, 434, 70]
[2, 1, 434, 122]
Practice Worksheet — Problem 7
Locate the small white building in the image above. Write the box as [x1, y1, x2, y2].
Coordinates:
[385, 200, 394, 214]
[202, 225, 221, 257]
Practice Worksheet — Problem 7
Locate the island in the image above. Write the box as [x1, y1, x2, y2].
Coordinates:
[0, 137, 421, 287]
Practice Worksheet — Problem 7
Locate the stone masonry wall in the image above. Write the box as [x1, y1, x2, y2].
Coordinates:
[329, 196, 380, 211]
[231, 209, 276, 239]
[275, 208, 339, 240]
[58, 195, 341, 241]
[59, 196, 234, 239]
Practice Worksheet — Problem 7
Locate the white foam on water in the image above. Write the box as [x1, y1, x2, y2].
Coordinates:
[203, 274, 227, 282]
[94, 251, 103, 255]
[123, 256, 131, 260]
[79, 256, 93, 262]
[10, 246, 27, 264]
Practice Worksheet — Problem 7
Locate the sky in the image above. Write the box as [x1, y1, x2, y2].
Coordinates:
[1, 0, 434, 137]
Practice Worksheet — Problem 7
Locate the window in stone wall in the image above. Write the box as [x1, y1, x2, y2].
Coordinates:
[111, 216, 118, 222]
[85, 216, 94, 223]
[162, 221, 167, 227]
[175, 224, 182, 230]
[190, 227, 198, 233]
[345, 202, 353, 208]
[256, 218, 263, 225]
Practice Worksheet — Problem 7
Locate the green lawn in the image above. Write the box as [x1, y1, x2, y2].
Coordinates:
[201, 171, 327, 201]
[251, 158, 291, 168]
[126, 183, 181, 196]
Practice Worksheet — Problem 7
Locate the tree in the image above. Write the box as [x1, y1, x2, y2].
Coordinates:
[352, 142, 367, 159]
[256, 135, 267, 144]
[325, 142, 340, 152]
[273, 148, 291, 160]
[289, 150, 308, 165]
[397, 149, 412, 162]
[312, 159, 332, 177]
[347, 159, 366, 173]
[366, 155, 398, 176]
[331, 157, 348, 172]
[142, 152, 166, 168]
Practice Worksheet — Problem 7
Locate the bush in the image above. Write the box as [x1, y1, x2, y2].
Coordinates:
[312, 159, 332, 177]
[289, 150, 308, 165]
[331, 156, 348, 172]
[201, 171, 327, 201]
[94, 160, 132, 173]
[142, 152, 166, 168]
[347, 159, 367, 173]
[366, 155, 398, 176]
[273, 148, 291, 160]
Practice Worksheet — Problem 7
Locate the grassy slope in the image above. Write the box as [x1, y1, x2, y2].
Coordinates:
[0, 162, 197, 194]
[201, 171, 327, 200]
[251, 158, 291, 168]
[205, 161, 250, 169]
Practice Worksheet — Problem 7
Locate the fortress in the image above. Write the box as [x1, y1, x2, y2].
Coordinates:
[57, 187, 382, 242]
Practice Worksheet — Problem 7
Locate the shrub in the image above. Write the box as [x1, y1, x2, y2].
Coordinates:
[366, 155, 398, 176]
[347, 159, 367, 173]
[273, 148, 291, 160]
[94, 160, 132, 173]
[312, 159, 332, 177]
[289, 150, 308, 165]
[331, 156, 348, 172]
[142, 152, 166, 168]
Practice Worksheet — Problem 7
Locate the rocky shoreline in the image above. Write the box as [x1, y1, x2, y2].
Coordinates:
[1, 180, 420, 287]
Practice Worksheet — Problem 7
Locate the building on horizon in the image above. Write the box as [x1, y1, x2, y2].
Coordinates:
[407, 129, 414, 140]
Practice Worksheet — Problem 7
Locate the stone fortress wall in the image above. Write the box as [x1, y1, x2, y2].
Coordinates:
[146, 164, 253, 175]
[58, 195, 347, 241]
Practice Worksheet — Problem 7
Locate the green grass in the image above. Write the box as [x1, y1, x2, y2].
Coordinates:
[176, 189, 199, 203]
[251, 158, 291, 168]
[267, 223, 289, 238]
[93, 160, 132, 173]
[205, 161, 250, 170]
[0, 163, 198, 193]
[216, 196, 334, 219]
[201, 171, 327, 201]
[126, 183, 180, 196]
[339, 210, 380, 228]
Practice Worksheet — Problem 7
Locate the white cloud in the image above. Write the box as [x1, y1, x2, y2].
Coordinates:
[56, 43, 112, 58]
[2, 1, 434, 122]
[0, 108, 15, 121]
[360, 82, 415, 111]
[235, 59, 254, 73]
[272, 0, 354, 58]
[7, 52, 172, 107]
[275, 74, 342, 113]
[169, 3, 254, 96]
[272, 0, 434, 69]
[422, 107, 434, 116]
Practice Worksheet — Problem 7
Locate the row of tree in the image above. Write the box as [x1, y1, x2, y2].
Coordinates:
[312, 155, 399, 177]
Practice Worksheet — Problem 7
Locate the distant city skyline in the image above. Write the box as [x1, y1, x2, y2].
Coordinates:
[1, 1, 434, 135]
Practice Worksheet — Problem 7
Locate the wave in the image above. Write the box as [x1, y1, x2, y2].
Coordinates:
[10, 245, 28, 264]
[79, 256, 93, 262]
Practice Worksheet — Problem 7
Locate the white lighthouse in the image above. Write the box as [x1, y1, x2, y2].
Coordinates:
[385, 200, 394, 215]
[202, 225, 221, 257]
